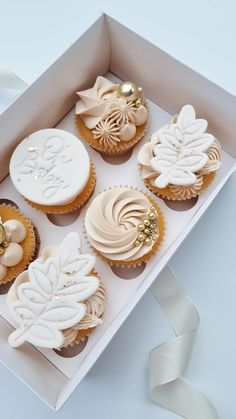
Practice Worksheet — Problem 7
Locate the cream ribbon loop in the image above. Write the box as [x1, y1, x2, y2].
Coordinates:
[149, 265, 219, 418]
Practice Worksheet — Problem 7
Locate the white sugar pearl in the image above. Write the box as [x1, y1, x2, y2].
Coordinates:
[120, 122, 136, 141]
[0, 264, 7, 281]
[0, 242, 24, 267]
[134, 105, 148, 126]
[4, 220, 26, 243]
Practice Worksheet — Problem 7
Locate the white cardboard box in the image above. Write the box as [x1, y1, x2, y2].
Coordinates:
[0, 14, 235, 410]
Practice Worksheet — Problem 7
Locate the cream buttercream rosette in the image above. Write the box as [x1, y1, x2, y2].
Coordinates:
[75, 76, 148, 156]
[84, 187, 165, 267]
[138, 105, 221, 200]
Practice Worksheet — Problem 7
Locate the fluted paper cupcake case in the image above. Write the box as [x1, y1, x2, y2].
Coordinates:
[0, 204, 36, 285]
[75, 108, 149, 157]
[83, 186, 165, 268]
[25, 161, 96, 214]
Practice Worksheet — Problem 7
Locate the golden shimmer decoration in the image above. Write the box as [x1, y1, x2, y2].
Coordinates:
[134, 206, 158, 247]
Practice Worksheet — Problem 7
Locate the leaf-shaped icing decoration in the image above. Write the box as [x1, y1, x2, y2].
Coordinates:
[150, 105, 215, 188]
[8, 233, 99, 348]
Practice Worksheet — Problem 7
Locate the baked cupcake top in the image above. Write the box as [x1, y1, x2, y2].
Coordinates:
[10, 128, 90, 206]
[85, 187, 160, 263]
[75, 76, 148, 146]
[138, 105, 221, 194]
[7, 233, 104, 349]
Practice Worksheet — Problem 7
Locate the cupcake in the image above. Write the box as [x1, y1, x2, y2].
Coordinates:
[138, 104, 222, 200]
[75, 76, 148, 156]
[7, 233, 106, 349]
[85, 187, 165, 267]
[0, 202, 36, 285]
[10, 128, 96, 214]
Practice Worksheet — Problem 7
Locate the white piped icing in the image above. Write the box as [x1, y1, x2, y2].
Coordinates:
[85, 188, 159, 262]
[138, 105, 222, 196]
[10, 128, 90, 206]
[76, 77, 148, 146]
[7, 233, 100, 349]
[0, 218, 26, 281]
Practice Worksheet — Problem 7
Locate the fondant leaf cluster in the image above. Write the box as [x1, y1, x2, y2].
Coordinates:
[151, 105, 214, 188]
[8, 233, 99, 348]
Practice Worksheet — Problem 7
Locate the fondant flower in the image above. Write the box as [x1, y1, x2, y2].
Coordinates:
[75, 76, 118, 129]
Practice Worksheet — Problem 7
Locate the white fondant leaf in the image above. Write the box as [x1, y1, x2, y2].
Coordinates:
[17, 286, 47, 305]
[57, 275, 99, 302]
[178, 104, 195, 130]
[8, 233, 99, 348]
[14, 305, 36, 320]
[40, 303, 86, 328]
[151, 105, 215, 187]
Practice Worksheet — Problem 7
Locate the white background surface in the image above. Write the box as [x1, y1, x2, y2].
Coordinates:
[0, 1, 236, 418]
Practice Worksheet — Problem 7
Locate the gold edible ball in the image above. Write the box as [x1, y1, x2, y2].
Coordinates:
[137, 233, 145, 242]
[149, 223, 156, 230]
[144, 228, 151, 236]
[149, 212, 156, 221]
[144, 237, 151, 246]
[138, 223, 145, 232]
[134, 239, 140, 247]
[152, 235, 157, 242]
[143, 219, 150, 227]
[2, 240, 9, 248]
[150, 206, 156, 213]
[135, 98, 142, 107]
[118, 82, 140, 102]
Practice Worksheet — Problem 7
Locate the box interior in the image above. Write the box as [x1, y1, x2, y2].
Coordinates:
[0, 15, 235, 410]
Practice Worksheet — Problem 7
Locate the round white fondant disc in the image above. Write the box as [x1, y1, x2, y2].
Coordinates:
[10, 129, 90, 206]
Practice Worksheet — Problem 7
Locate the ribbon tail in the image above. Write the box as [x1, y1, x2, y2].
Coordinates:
[149, 265, 219, 419]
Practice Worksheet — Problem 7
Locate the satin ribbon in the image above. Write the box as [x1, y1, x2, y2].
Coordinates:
[149, 265, 219, 418]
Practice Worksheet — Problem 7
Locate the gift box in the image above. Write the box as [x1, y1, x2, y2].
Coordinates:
[0, 14, 235, 410]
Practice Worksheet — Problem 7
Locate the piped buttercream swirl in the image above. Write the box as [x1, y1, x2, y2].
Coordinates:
[85, 188, 159, 262]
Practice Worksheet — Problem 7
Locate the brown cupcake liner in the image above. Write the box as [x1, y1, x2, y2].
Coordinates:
[75, 113, 148, 157]
[25, 160, 96, 214]
[142, 171, 216, 201]
[84, 186, 165, 268]
[0, 204, 36, 285]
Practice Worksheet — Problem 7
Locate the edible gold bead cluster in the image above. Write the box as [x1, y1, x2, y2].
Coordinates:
[134, 206, 158, 247]
[117, 82, 143, 108]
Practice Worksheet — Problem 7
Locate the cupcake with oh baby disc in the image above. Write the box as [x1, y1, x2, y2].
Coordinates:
[85, 187, 165, 267]
[75, 76, 148, 156]
[9, 128, 96, 214]
[138, 104, 222, 200]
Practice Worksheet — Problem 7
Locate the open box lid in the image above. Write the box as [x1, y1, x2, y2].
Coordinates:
[0, 14, 235, 411]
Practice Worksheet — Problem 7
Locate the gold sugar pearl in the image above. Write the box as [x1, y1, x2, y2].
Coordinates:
[2, 240, 9, 248]
[137, 233, 145, 242]
[149, 223, 156, 230]
[144, 237, 152, 246]
[144, 228, 151, 236]
[135, 98, 142, 107]
[143, 219, 150, 227]
[150, 206, 156, 213]
[152, 235, 157, 242]
[138, 223, 145, 232]
[134, 239, 141, 247]
[148, 212, 156, 221]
